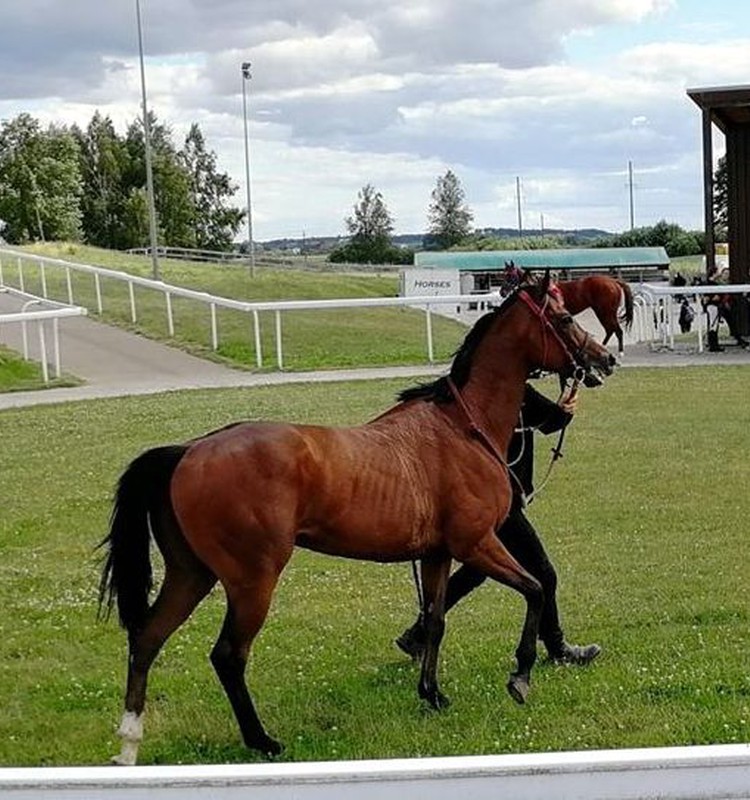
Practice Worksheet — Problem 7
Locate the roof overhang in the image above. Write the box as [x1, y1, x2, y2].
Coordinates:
[687, 84, 750, 133]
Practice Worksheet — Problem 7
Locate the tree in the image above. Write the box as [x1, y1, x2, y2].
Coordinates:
[0, 113, 82, 243]
[427, 169, 473, 248]
[125, 113, 195, 248]
[180, 123, 244, 251]
[714, 155, 727, 241]
[73, 112, 130, 249]
[328, 184, 399, 263]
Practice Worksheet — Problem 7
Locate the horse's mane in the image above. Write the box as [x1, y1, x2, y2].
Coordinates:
[397, 289, 523, 404]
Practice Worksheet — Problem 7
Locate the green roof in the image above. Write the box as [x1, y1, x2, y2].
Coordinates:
[414, 247, 669, 271]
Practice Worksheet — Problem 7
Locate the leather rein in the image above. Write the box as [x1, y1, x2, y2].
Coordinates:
[446, 288, 587, 481]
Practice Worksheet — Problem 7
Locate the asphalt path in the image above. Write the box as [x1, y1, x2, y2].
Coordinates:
[1, 289, 749, 411]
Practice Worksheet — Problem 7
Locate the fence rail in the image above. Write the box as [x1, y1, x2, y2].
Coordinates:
[1, 743, 749, 799]
[0, 286, 87, 382]
[634, 282, 750, 352]
[0, 248, 496, 370]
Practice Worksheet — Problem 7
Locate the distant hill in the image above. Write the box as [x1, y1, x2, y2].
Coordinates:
[259, 228, 612, 253]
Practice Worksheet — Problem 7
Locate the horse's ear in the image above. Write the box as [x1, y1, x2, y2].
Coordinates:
[541, 269, 551, 293]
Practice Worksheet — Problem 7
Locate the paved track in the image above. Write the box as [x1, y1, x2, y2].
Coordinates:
[1, 289, 748, 411]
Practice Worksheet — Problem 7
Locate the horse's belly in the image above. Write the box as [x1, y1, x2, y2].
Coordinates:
[297, 483, 436, 562]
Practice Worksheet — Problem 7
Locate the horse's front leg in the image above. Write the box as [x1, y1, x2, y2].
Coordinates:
[417, 556, 452, 710]
[462, 533, 543, 704]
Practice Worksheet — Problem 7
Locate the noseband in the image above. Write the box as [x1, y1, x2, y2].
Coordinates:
[517, 289, 588, 379]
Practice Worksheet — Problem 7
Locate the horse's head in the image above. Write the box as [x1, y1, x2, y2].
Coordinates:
[499, 261, 525, 297]
[516, 272, 615, 386]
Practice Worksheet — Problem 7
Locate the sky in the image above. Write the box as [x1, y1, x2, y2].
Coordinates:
[1, 0, 749, 242]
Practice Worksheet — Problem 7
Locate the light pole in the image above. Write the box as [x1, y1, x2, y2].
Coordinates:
[241, 61, 256, 277]
[135, 0, 161, 281]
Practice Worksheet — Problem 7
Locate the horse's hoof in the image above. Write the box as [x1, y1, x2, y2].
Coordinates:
[419, 684, 451, 710]
[110, 754, 136, 766]
[247, 734, 284, 757]
[429, 690, 451, 710]
[507, 674, 530, 705]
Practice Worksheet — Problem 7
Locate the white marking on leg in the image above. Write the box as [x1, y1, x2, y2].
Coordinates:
[111, 711, 143, 766]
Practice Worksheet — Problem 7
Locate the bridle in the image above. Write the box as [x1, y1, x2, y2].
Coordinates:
[445, 284, 589, 490]
[517, 288, 589, 382]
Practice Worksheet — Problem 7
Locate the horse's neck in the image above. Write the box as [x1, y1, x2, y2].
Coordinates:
[461, 340, 529, 454]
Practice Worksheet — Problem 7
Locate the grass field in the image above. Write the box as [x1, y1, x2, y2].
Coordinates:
[0, 344, 79, 393]
[0, 367, 748, 767]
[1, 243, 466, 372]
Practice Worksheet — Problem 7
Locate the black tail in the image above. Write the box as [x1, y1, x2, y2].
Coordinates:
[618, 280, 634, 330]
[98, 445, 188, 634]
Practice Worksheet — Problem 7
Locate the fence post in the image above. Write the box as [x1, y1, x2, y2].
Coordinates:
[253, 310, 263, 368]
[425, 305, 434, 363]
[65, 267, 73, 305]
[129, 281, 137, 323]
[40, 263, 48, 298]
[210, 303, 218, 350]
[0, 254, 4, 286]
[275, 310, 283, 370]
[94, 272, 103, 314]
[37, 320, 49, 384]
[17, 256, 25, 293]
[53, 317, 61, 378]
[165, 292, 174, 337]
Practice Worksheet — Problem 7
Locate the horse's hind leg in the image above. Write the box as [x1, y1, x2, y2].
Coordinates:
[417, 556, 451, 710]
[211, 572, 284, 756]
[114, 562, 215, 765]
[461, 534, 543, 705]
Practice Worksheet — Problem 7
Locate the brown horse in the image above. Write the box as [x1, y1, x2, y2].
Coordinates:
[98, 274, 614, 765]
[500, 264, 634, 357]
[557, 276, 634, 358]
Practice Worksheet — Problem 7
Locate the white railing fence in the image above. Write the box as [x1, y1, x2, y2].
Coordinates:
[1, 743, 749, 799]
[0, 248, 496, 370]
[633, 283, 750, 353]
[0, 287, 87, 383]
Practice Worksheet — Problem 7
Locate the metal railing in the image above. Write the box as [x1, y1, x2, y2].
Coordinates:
[0, 287, 87, 383]
[634, 282, 750, 353]
[0, 248, 491, 370]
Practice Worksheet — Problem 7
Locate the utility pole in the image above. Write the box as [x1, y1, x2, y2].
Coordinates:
[241, 61, 256, 277]
[628, 160, 635, 231]
[516, 176, 523, 236]
[135, 0, 160, 281]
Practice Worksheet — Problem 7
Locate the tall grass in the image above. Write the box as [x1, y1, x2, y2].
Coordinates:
[0, 368, 748, 766]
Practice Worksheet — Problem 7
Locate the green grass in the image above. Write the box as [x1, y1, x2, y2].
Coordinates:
[0, 368, 749, 767]
[1, 243, 464, 371]
[0, 344, 79, 392]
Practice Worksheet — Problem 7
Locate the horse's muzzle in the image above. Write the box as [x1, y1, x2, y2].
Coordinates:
[582, 352, 616, 387]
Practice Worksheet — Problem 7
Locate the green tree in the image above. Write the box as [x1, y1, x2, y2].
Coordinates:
[73, 112, 130, 249]
[426, 169, 473, 249]
[180, 123, 244, 251]
[125, 114, 195, 248]
[714, 154, 727, 241]
[0, 113, 82, 243]
[329, 184, 403, 263]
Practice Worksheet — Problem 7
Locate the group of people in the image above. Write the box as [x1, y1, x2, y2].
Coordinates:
[673, 268, 749, 351]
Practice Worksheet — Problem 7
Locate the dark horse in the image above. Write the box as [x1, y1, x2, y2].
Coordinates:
[98, 274, 614, 765]
[500, 263, 634, 357]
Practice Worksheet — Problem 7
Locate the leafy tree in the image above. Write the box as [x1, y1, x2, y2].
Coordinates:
[0, 114, 82, 243]
[329, 184, 403, 264]
[73, 112, 130, 249]
[180, 123, 244, 251]
[594, 219, 703, 257]
[125, 113, 194, 248]
[714, 155, 727, 242]
[426, 169, 473, 248]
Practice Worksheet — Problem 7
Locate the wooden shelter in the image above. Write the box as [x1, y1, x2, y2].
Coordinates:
[689, 84, 750, 333]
